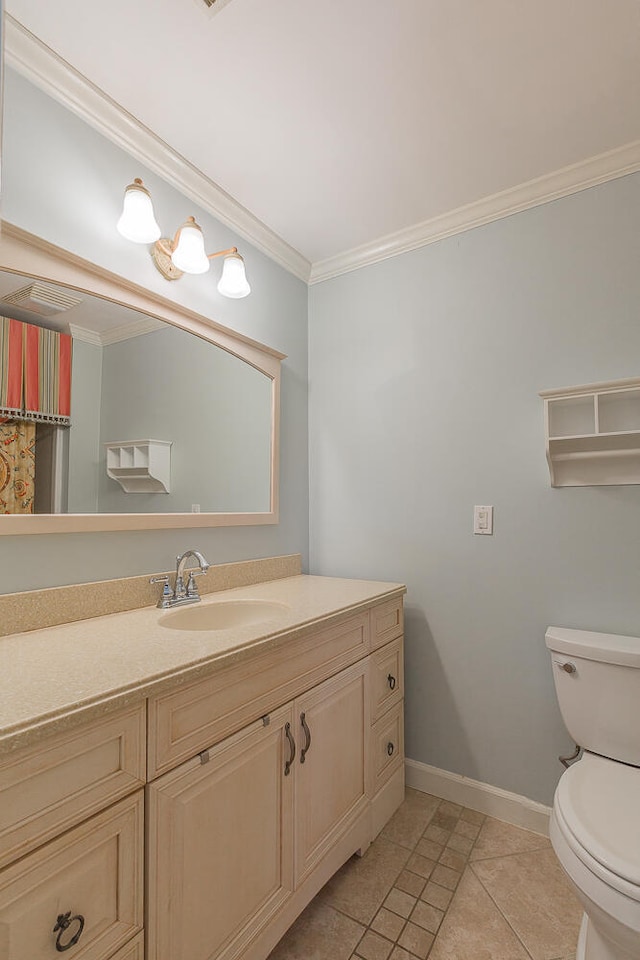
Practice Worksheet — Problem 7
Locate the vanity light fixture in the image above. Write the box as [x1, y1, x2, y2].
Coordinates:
[117, 179, 251, 299]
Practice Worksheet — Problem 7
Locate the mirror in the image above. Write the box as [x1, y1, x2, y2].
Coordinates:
[0, 224, 284, 534]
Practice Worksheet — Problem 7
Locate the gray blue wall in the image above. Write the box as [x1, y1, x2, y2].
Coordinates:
[67, 339, 102, 513]
[0, 68, 309, 589]
[308, 173, 640, 805]
[98, 325, 272, 514]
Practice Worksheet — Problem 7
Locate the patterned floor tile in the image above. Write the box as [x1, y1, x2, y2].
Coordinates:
[380, 789, 441, 849]
[269, 792, 581, 960]
[428, 868, 531, 960]
[470, 818, 551, 861]
[470, 847, 583, 960]
[318, 837, 410, 925]
[267, 898, 364, 960]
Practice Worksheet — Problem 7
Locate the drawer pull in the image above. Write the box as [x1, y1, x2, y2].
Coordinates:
[300, 712, 312, 763]
[387, 673, 396, 690]
[387, 741, 395, 756]
[53, 912, 85, 952]
[284, 722, 296, 776]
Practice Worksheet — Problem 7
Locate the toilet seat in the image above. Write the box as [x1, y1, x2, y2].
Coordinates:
[554, 753, 640, 901]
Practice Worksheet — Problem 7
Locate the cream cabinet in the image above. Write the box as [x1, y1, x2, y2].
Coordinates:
[369, 619, 405, 838]
[147, 705, 295, 960]
[2, 590, 405, 960]
[294, 661, 369, 885]
[0, 765, 144, 960]
[0, 705, 146, 960]
[0, 704, 146, 869]
[147, 659, 370, 960]
[147, 600, 404, 960]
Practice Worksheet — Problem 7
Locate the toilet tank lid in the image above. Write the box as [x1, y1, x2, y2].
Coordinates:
[545, 626, 640, 667]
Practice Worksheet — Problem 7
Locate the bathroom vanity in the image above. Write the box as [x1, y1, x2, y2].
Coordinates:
[0, 569, 405, 960]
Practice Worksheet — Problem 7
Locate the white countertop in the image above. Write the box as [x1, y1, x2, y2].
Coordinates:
[0, 575, 405, 755]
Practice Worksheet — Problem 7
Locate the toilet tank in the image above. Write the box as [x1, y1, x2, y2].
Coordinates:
[546, 626, 640, 767]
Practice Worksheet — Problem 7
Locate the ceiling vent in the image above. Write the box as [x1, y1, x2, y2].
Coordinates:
[201, 0, 235, 13]
[2, 282, 83, 316]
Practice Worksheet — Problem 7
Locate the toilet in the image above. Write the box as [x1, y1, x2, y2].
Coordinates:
[546, 627, 640, 960]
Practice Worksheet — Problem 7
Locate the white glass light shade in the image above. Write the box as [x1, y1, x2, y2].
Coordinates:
[217, 253, 251, 299]
[117, 179, 161, 243]
[171, 219, 210, 274]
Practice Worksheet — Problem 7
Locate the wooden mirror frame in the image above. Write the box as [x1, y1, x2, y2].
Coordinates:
[0, 222, 285, 535]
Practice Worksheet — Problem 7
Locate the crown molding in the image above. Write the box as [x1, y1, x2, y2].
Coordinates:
[4, 15, 311, 284]
[6, 16, 639, 289]
[100, 315, 165, 345]
[68, 323, 102, 345]
[309, 139, 640, 284]
[71, 314, 164, 346]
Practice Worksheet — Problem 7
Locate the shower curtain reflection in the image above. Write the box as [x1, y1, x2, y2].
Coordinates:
[0, 419, 36, 513]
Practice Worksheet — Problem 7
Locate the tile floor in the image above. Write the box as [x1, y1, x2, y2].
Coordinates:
[268, 789, 583, 960]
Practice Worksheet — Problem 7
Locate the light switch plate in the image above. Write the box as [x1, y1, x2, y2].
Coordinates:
[473, 505, 493, 535]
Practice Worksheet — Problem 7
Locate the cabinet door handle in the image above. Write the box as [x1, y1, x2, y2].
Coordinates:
[387, 673, 396, 690]
[300, 712, 312, 763]
[284, 722, 296, 776]
[53, 912, 85, 952]
[387, 741, 395, 756]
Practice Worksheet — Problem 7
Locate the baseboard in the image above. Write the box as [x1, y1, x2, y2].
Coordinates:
[405, 758, 551, 837]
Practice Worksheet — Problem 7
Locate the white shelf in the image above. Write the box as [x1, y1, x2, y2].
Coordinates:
[540, 378, 640, 486]
[105, 440, 172, 493]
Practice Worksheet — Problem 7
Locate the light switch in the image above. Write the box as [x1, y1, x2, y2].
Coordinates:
[473, 505, 493, 535]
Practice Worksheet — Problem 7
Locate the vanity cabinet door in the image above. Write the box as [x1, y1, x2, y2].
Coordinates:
[294, 659, 370, 885]
[0, 791, 143, 960]
[147, 704, 294, 960]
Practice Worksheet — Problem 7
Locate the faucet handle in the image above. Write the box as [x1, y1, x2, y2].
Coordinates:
[185, 569, 206, 599]
[150, 575, 172, 607]
[150, 574, 170, 586]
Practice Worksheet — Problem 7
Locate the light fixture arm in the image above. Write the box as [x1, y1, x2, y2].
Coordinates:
[207, 246, 238, 260]
[155, 227, 237, 263]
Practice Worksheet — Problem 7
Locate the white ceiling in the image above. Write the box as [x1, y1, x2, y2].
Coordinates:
[5, 0, 640, 272]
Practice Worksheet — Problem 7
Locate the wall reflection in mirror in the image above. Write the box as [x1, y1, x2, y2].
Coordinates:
[0, 271, 272, 515]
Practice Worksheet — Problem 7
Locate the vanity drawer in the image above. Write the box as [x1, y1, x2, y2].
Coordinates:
[370, 597, 404, 651]
[371, 637, 404, 722]
[370, 700, 404, 796]
[112, 932, 144, 960]
[0, 790, 144, 960]
[0, 703, 146, 869]
[148, 612, 369, 777]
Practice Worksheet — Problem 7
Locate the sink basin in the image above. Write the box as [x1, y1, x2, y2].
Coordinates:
[159, 599, 291, 632]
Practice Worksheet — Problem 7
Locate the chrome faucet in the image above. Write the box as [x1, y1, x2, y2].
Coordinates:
[150, 549, 210, 608]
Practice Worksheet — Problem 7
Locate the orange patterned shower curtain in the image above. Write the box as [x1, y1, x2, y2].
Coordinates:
[0, 419, 36, 514]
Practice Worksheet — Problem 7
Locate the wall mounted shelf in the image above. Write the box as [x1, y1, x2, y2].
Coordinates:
[540, 378, 640, 487]
[105, 440, 172, 493]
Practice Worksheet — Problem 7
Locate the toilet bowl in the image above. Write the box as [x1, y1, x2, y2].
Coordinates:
[545, 627, 640, 960]
[550, 753, 640, 960]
